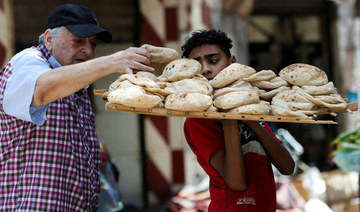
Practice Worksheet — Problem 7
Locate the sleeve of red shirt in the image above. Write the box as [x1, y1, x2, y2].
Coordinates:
[262, 122, 281, 143]
[184, 118, 225, 164]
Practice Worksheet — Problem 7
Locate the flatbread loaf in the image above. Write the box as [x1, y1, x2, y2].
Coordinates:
[108, 87, 162, 108]
[164, 93, 212, 111]
[213, 87, 254, 99]
[271, 105, 311, 119]
[272, 90, 317, 111]
[251, 77, 289, 89]
[300, 82, 337, 95]
[143, 87, 170, 96]
[228, 100, 271, 115]
[164, 78, 213, 95]
[242, 70, 276, 82]
[140, 44, 179, 76]
[279, 63, 328, 86]
[108, 79, 141, 92]
[210, 63, 256, 88]
[227, 79, 253, 88]
[135, 71, 157, 81]
[259, 86, 290, 101]
[291, 88, 347, 109]
[213, 90, 260, 109]
[119, 74, 159, 88]
[157, 59, 201, 82]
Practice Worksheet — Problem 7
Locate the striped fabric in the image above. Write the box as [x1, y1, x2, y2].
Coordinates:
[0, 45, 101, 211]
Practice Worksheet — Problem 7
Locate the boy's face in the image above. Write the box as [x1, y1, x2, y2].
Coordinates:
[188, 44, 236, 80]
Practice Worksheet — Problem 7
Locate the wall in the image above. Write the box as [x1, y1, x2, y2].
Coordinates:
[12, 0, 136, 50]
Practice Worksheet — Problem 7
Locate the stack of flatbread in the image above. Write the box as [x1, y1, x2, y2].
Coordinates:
[157, 58, 213, 111]
[210, 63, 272, 115]
[245, 70, 291, 101]
[105, 44, 349, 119]
[107, 45, 180, 108]
[271, 63, 347, 118]
[107, 72, 166, 108]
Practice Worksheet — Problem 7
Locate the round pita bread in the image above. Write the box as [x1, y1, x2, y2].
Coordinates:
[213, 90, 260, 110]
[157, 59, 201, 82]
[135, 71, 157, 81]
[291, 87, 347, 109]
[227, 79, 253, 88]
[314, 94, 345, 104]
[242, 70, 276, 82]
[143, 87, 170, 96]
[164, 78, 213, 95]
[119, 74, 159, 88]
[272, 90, 318, 111]
[164, 93, 212, 111]
[108, 87, 162, 108]
[271, 105, 311, 119]
[108, 79, 141, 92]
[228, 100, 271, 115]
[210, 63, 256, 88]
[259, 86, 290, 101]
[300, 82, 337, 95]
[251, 77, 289, 89]
[213, 87, 254, 99]
[279, 63, 328, 86]
[140, 44, 179, 76]
[206, 104, 218, 112]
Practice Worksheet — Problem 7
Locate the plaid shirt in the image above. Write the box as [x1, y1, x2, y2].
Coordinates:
[0, 45, 101, 211]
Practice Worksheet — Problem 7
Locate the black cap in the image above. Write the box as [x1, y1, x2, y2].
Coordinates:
[45, 4, 112, 43]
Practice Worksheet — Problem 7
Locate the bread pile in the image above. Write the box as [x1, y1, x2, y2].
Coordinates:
[157, 58, 214, 111]
[210, 63, 272, 115]
[107, 57, 214, 111]
[271, 63, 347, 119]
[107, 72, 164, 108]
[214, 63, 347, 119]
[105, 45, 348, 118]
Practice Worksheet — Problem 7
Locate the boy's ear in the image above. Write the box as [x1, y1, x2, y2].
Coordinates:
[230, 55, 237, 63]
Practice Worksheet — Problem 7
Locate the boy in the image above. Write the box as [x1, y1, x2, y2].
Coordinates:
[182, 29, 295, 211]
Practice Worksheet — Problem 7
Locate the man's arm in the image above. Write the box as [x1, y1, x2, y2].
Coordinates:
[32, 47, 154, 107]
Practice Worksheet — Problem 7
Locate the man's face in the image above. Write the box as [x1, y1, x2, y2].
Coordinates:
[46, 28, 97, 66]
[188, 44, 235, 80]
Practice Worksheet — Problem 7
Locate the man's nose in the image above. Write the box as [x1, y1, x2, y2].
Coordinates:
[81, 41, 94, 57]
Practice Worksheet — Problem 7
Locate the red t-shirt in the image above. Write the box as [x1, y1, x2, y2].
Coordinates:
[184, 118, 277, 212]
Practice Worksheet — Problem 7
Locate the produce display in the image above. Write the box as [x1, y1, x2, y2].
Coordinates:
[330, 128, 360, 172]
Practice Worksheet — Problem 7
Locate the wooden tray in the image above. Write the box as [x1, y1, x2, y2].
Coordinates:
[95, 89, 358, 124]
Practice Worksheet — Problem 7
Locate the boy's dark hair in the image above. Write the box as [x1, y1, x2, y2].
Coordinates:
[181, 29, 233, 58]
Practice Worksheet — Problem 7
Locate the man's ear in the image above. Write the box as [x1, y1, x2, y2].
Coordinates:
[44, 29, 53, 51]
[230, 55, 237, 63]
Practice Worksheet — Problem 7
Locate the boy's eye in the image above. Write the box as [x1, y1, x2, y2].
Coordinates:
[209, 59, 218, 64]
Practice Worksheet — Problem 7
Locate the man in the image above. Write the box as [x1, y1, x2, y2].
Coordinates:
[182, 29, 295, 211]
[0, 4, 153, 211]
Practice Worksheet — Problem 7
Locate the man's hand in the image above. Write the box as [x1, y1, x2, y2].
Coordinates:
[109, 47, 154, 74]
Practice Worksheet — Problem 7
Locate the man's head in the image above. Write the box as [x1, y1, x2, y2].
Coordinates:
[45, 4, 111, 43]
[181, 29, 236, 80]
[42, 4, 112, 66]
